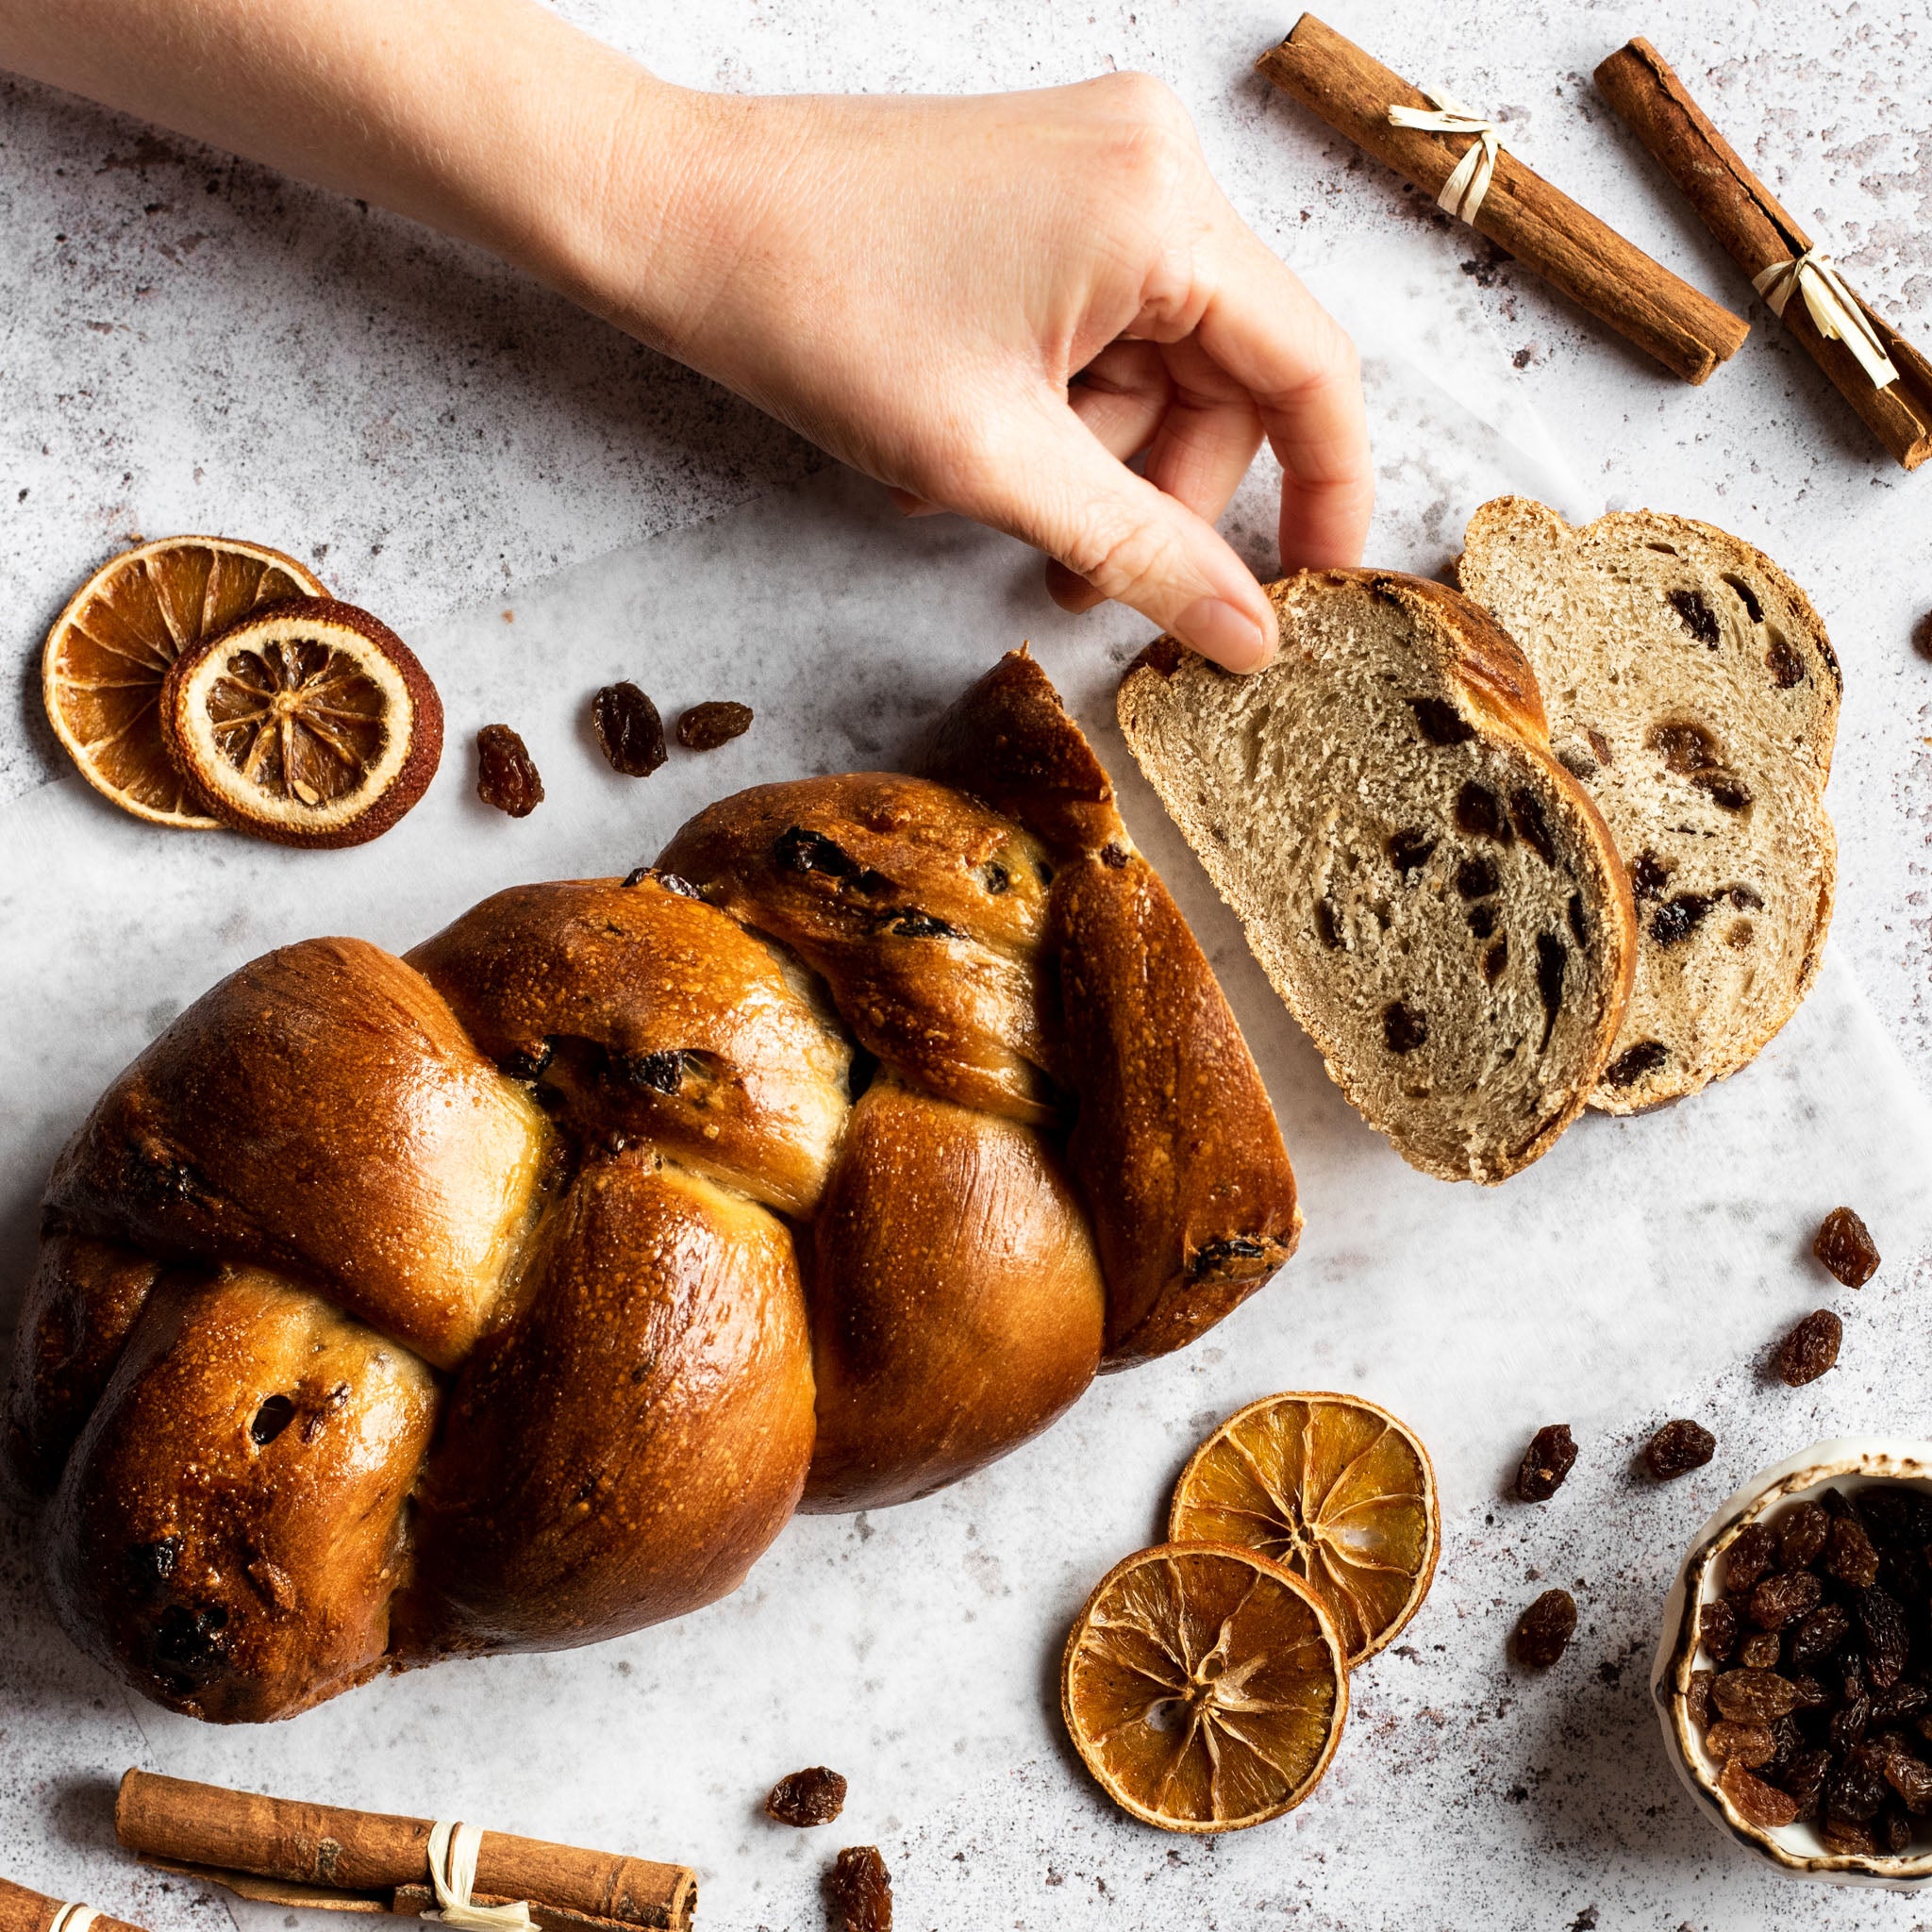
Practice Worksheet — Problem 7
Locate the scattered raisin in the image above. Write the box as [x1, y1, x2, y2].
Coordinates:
[1535, 933, 1566, 1049]
[1720, 1757, 1800, 1827]
[1814, 1208, 1880, 1288]
[591, 681, 667, 776]
[1765, 630, 1806, 690]
[1411, 697, 1475, 745]
[1602, 1040, 1668, 1090]
[1383, 1002, 1428, 1056]
[1700, 1597, 1739, 1663]
[826, 1846, 892, 1932]
[1775, 1309, 1843, 1387]
[1455, 780, 1510, 841]
[1750, 1572, 1824, 1631]
[475, 724, 544, 817]
[1645, 1419, 1715, 1480]
[1828, 1517, 1881, 1591]
[1707, 1721, 1776, 1767]
[1714, 1669, 1802, 1724]
[1455, 855, 1499, 898]
[1515, 1424, 1577, 1502]
[1388, 828, 1437, 878]
[1513, 1589, 1576, 1667]
[1508, 790, 1557, 864]
[1652, 893, 1716, 945]
[1629, 850, 1672, 901]
[1668, 588, 1722, 646]
[676, 700, 754, 751]
[765, 1766, 847, 1827]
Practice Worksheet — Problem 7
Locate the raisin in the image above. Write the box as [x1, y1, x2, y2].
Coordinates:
[1696, 770, 1753, 812]
[1455, 855, 1500, 899]
[1714, 1670, 1803, 1724]
[1720, 1757, 1799, 1827]
[591, 681, 667, 776]
[1651, 893, 1715, 945]
[826, 1846, 892, 1932]
[1602, 1040, 1668, 1090]
[1788, 1671, 1830, 1709]
[475, 724, 544, 817]
[1750, 1572, 1824, 1631]
[1879, 1802, 1915, 1852]
[979, 861, 1009, 895]
[1790, 1602, 1851, 1669]
[250, 1393, 296, 1446]
[1100, 841, 1130, 869]
[1765, 630, 1806, 690]
[1728, 883, 1765, 909]
[1649, 719, 1723, 775]
[1829, 1517, 1882, 1591]
[880, 910, 958, 940]
[1707, 1721, 1776, 1767]
[774, 826, 860, 879]
[1668, 588, 1722, 646]
[1535, 933, 1566, 1049]
[1700, 1597, 1739, 1663]
[1467, 903, 1497, 940]
[1874, 1683, 1932, 1726]
[1886, 1751, 1932, 1814]
[624, 1050, 685, 1094]
[1482, 937, 1509, 984]
[1814, 1207, 1880, 1288]
[1383, 1002, 1428, 1055]
[1779, 1747, 1832, 1817]
[126, 1538, 181, 1592]
[1859, 1588, 1910, 1690]
[1821, 1816, 1878, 1856]
[1857, 1489, 1932, 1545]
[151, 1601, 229, 1672]
[1827, 1752, 1888, 1823]
[1630, 850, 1672, 901]
[1726, 1524, 1778, 1592]
[1832, 1690, 1874, 1756]
[1388, 828, 1437, 878]
[765, 1765, 847, 1827]
[1508, 790, 1557, 864]
[1775, 1308, 1842, 1386]
[1557, 744, 1596, 779]
[1687, 1668, 1715, 1729]
[1514, 1424, 1576, 1502]
[1779, 1501, 1831, 1572]
[1411, 697, 1475, 744]
[676, 700, 754, 751]
[1314, 898, 1342, 950]
[1645, 1419, 1715, 1480]
[1513, 1588, 1576, 1667]
[1568, 891, 1588, 947]
[1455, 780, 1510, 841]
[1740, 1630, 1783, 1669]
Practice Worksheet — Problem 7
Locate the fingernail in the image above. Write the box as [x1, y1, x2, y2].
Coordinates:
[1174, 597, 1274, 672]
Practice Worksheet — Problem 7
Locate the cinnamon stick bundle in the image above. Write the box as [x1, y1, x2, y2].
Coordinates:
[0, 1875, 148, 1932]
[1596, 37, 1932, 470]
[1257, 14, 1749, 383]
[114, 1774, 695, 1932]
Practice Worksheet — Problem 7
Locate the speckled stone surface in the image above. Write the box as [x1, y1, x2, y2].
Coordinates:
[2, 3, 1931, 1929]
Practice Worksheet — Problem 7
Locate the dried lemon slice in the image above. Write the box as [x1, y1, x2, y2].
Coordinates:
[160, 597, 443, 848]
[1170, 1392, 1439, 1665]
[1061, 1542, 1347, 1832]
[42, 535, 325, 827]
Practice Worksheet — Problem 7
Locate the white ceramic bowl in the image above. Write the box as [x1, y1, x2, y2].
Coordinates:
[1652, 1438, 1932, 1886]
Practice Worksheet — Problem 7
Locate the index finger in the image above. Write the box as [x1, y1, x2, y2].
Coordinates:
[1188, 223, 1374, 571]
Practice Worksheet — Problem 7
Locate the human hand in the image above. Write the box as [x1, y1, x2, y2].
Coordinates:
[602, 75, 1374, 670]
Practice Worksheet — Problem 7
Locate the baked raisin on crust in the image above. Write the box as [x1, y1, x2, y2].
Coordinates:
[1117, 569, 1635, 1184]
[1457, 497, 1838, 1113]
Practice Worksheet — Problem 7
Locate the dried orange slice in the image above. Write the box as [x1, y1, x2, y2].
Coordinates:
[42, 535, 326, 827]
[1170, 1392, 1439, 1665]
[159, 598, 443, 848]
[1061, 1542, 1346, 1832]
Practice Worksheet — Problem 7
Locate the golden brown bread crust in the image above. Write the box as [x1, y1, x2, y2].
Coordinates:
[44, 938, 554, 1370]
[396, 1154, 815, 1654]
[12, 655, 1298, 1723]
[657, 773, 1056, 1123]
[800, 1073, 1103, 1512]
[45, 1265, 438, 1722]
[408, 875, 852, 1217]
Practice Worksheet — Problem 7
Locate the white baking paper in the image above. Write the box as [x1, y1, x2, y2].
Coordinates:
[5, 244, 1928, 1932]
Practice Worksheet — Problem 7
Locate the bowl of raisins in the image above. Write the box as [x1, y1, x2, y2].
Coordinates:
[1653, 1441, 1932, 1883]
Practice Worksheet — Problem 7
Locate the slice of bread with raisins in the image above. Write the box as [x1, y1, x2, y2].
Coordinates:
[1457, 498, 1838, 1113]
[1117, 569, 1635, 1184]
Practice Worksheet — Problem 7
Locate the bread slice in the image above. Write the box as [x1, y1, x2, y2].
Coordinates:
[1118, 569, 1635, 1184]
[1457, 498, 1839, 1112]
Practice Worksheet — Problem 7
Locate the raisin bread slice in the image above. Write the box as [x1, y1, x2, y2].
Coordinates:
[1457, 498, 1839, 1113]
[1117, 569, 1635, 1184]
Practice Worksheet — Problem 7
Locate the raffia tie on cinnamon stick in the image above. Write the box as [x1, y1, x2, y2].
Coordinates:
[1386, 91, 1507, 225]
[422, 1825, 532, 1932]
[1595, 37, 1932, 470]
[1257, 14, 1749, 383]
[0, 1876, 143, 1932]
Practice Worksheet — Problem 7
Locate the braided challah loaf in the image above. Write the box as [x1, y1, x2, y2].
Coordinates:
[4, 652, 1298, 1722]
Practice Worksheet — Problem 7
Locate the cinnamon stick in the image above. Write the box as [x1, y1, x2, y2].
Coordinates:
[0, 1875, 147, 1932]
[1596, 37, 1932, 470]
[1257, 14, 1749, 383]
[114, 1774, 695, 1932]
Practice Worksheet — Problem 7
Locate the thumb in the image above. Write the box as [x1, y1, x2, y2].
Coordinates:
[965, 397, 1278, 672]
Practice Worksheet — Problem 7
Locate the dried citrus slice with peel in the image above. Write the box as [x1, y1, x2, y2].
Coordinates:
[160, 597, 443, 848]
[1170, 1392, 1439, 1665]
[1061, 1542, 1347, 1832]
[42, 535, 326, 827]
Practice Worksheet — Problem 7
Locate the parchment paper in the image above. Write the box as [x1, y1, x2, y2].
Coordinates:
[4, 240, 1928, 1932]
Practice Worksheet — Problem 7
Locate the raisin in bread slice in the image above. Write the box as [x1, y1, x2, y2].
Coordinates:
[1457, 498, 1839, 1113]
[1117, 569, 1635, 1184]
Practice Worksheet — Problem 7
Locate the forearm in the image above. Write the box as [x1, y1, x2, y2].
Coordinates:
[0, 0, 689, 335]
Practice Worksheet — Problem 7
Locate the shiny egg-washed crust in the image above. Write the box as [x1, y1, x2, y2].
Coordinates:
[6, 655, 1297, 1723]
